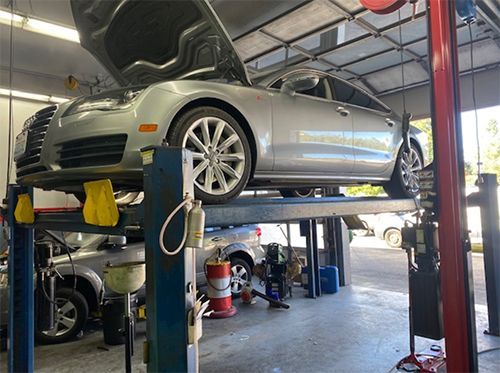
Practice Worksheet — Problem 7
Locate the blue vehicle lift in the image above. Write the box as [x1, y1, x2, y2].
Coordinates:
[3, 146, 421, 372]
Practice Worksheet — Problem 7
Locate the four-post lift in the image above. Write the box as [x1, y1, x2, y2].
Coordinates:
[2, 0, 498, 371]
[5, 146, 420, 372]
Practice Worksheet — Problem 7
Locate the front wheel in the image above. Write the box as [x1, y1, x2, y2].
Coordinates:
[230, 258, 252, 298]
[384, 144, 423, 198]
[167, 107, 252, 204]
[279, 188, 316, 198]
[35, 287, 89, 344]
[73, 191, 140, 206]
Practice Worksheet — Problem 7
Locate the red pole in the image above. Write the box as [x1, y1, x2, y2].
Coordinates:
[427, 0, 478, 371]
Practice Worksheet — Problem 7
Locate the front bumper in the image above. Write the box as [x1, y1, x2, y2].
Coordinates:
[16, 87, 189, 192]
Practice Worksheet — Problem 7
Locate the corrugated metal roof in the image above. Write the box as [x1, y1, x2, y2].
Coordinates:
[237, 0, 500, 97]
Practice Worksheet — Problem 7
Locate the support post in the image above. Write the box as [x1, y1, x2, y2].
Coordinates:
[300, 220, 320, 298]
[322, 188, 349, 286]
[468, 174, 500, 336]
[7, 185, 34, 373]
[142, 147, 197, 372]
[311, 219, 321, 297]
[428, 0, 478, 370]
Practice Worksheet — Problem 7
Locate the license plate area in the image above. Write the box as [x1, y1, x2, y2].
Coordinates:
[14, 131, 28, 160]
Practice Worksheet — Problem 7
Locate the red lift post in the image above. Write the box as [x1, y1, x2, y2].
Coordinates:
[428, 0, 477, 371]
[361, 0, 478, 371]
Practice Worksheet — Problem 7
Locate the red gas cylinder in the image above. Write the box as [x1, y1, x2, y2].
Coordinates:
[205, 260, 237, 318]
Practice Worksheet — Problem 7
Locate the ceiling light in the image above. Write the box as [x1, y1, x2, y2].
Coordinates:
[0, 9, 79, 43]
[0, 88, 70, 104]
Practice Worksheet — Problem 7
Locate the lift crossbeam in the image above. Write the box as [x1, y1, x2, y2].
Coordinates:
[26, 197, 417, 235]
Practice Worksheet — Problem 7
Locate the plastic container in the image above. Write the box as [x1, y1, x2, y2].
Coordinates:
[301, 266, 339, 294]
[320, 266, 339, 294]
[102, 294, 137, 345]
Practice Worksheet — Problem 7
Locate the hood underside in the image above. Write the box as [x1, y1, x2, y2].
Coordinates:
[71, 0, 251, 86]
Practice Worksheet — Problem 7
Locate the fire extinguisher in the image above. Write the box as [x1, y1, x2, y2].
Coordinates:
[185, 200, 205, 249]
[159, 194, 205, 255]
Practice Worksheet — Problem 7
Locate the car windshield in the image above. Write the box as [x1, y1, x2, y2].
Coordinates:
[63, 232, 104, 249]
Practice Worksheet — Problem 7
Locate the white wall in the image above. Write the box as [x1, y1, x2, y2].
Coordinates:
[0, 96, 79, 208]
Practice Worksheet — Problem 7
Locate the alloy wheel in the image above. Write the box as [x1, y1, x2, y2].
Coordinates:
[400, 148, 422, 194]
[230, 264, 249, 294]
[182, 117, 246, 196]
[42, 297, 77, 337]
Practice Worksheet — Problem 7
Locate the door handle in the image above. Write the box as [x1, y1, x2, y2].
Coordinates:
[385, 118, 395, 127]
[336, 106, 350, 117]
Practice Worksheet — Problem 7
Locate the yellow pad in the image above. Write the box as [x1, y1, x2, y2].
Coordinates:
[14, 194, 35, 224]
[82, 179, 119, 227]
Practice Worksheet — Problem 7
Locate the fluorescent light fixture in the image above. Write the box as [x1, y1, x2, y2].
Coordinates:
[0, 87, 70, 104]
[0, 9, 79, 43]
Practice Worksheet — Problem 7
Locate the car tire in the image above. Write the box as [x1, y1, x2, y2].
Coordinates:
[167, 106, 252, 204]
[279, 188, 316, 198]
[35, 287, 89, 344]
[229, 257, 252, 298]
[383, 143, 423, 198]
[384, 228, 402, 248]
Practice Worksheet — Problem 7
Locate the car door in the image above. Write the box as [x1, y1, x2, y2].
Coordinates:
[331, 77, 399, 176]
[270, 72, 354, 174]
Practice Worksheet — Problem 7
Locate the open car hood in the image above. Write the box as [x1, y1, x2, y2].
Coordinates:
[71, 0, 251, 86]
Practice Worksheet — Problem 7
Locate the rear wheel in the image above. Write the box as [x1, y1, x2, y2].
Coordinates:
[384, 144, 423, 198]
[384, 228, 402, 248]
[35, 287, 89, 344]
[279, 188, 316, 198]
[168, 107, 252, 204]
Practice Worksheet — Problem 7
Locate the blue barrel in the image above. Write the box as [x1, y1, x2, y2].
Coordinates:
[320, 266, 339, 294]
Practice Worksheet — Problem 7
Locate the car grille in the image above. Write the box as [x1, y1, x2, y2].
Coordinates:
[16, 105, 57, 177]
[57, 134, 128, 169]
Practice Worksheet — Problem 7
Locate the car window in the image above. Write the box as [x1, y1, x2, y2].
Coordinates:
[331, 78, 389, 113]
[271, 74, 333, 100]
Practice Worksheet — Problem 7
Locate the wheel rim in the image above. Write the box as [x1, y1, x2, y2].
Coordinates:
[295, 188, 315, 198]
[230, 264, 249, 294]
[400, 148, 422, 194]
[113, 191, 140, 206]
[42, 297, 77, 337]
[182, 117, 246, 196]
[387, 231, 402, 246]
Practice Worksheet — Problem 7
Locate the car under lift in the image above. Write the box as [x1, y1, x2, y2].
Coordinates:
[1, 0, 498, 372]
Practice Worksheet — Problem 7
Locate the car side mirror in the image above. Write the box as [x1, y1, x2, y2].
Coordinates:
[280, 74, 320, 95]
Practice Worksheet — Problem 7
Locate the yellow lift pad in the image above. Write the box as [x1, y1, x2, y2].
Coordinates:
[82, 179, 119, 227]
[14, 193, 35, 224]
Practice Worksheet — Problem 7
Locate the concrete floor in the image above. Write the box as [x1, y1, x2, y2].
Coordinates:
[350, 238, 488, 305]
[1, 241, 499, 372]
[1, 285, 497, 372]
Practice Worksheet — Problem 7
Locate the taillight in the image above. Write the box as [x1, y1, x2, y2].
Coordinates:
[255, 227, 262, 237]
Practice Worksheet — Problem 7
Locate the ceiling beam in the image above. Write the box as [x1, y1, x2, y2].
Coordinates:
[376, 62, 500, 97]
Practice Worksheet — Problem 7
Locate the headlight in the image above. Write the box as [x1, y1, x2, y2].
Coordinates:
[63, 87, 146, 117]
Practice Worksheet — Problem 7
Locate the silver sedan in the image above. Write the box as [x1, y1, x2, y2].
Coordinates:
[15, 0, 427, 204]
